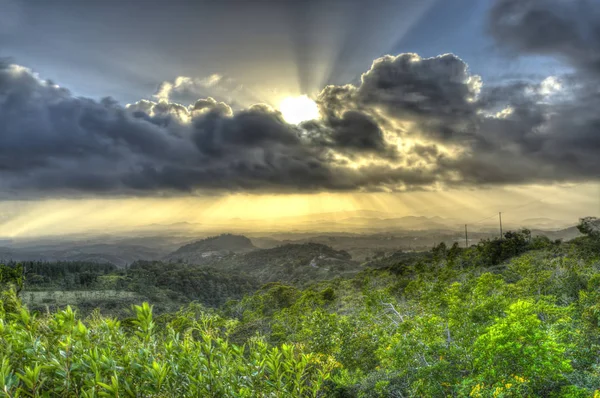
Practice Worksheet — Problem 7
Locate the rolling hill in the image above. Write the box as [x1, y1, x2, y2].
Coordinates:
[164, 234, 256, 263]
[165, 240, 361, 284]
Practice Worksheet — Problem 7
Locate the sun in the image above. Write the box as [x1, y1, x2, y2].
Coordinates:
[279, 95, 319, 124]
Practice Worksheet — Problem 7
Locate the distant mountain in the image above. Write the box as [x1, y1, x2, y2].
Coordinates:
[246, 210, 390, 222]
[532, 226, 581, 241]
[289, 215, 458, 232]
[136, 211, 551, 234]
[0, 247, 15, 259]
[521, 218, 574, 230]
[250, 237, 281, 249]
[165, 234, 256, 263]
[144, 221, 200, 230]
[380, 216, 456, 230]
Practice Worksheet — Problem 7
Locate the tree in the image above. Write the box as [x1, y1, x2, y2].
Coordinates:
[469, 300, 571, 395]
[0, 263, 24, 295]
[577, 217, 600, 239]
[574, 217, 600, 256]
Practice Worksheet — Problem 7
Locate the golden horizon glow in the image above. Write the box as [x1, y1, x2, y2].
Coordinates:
[0, 183, 597, 238]
[279, 95, 319, 124]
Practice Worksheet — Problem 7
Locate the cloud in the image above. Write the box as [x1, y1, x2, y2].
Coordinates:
[304, 110, 396, 158]
[319, 53, 482, 146]
[488, 0, 600, 77]
[154, 75, 233, 101]
[1, 22, 600, 198]
[154, 74, 260, 108]
[0, 62, 421, 195]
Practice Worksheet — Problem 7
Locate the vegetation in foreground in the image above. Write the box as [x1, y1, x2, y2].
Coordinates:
[0, 217, 600, 397]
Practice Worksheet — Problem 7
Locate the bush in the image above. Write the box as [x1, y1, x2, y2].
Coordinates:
[0, 290, 338, 397]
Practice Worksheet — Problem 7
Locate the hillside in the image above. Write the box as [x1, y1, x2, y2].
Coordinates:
[165, 233, 256, 263]
[220, 242, 359, 284]
[2, 225, 600, 397]
[167, 241, 361, 284]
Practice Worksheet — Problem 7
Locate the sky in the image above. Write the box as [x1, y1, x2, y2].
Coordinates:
[0, 0, 599, 236]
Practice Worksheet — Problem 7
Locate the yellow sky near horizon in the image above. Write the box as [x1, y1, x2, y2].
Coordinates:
[0, 183, 597, 238]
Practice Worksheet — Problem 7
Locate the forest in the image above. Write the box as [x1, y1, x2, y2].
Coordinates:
[1, 217, 600, 397]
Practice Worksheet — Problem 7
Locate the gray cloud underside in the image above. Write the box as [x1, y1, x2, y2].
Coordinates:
[1, 0, 600, 197]
[489, 0, 600, 77]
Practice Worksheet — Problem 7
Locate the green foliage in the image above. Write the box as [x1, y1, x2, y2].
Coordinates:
[469, 229, 534, 267]
[126, 260, 259, 309]
[0, 263, 24, 295]
[223, 231, 600, 397]
[5, 226, 600, 397]
[573, 217, 600, 257]
[170, 234, 255, 257]
[577, 217, 600, 239]
[15, 261, 117, 290]
[467, 300, 571, 395]
[169, 242, 360, 285]
[0, 291, 338, 397]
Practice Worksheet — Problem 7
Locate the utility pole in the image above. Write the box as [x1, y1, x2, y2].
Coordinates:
[464, 224, 468, 248]
[499, 212, 503, 240]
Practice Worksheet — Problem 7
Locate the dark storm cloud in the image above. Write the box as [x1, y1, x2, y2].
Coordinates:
[442, 76, 600, 185]
[357, 54, 479, 121]
[316, 48, 600, 187]
[0, 62, 432, 196]
[489, 0, 600, 76]
[325, 111, 390, 154]
[305, 110, 396, 158]
[319, 53, 481, 143]
[457, 0, 600, 185]
[2, 9, 600, 199]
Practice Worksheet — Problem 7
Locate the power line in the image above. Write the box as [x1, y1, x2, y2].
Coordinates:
[468, 178, 598, 226]
[460, 178, 600, 245]
[471, 213, 498, 225]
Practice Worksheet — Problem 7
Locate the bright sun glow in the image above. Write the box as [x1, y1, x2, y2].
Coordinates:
[279, 95, 319, 124]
